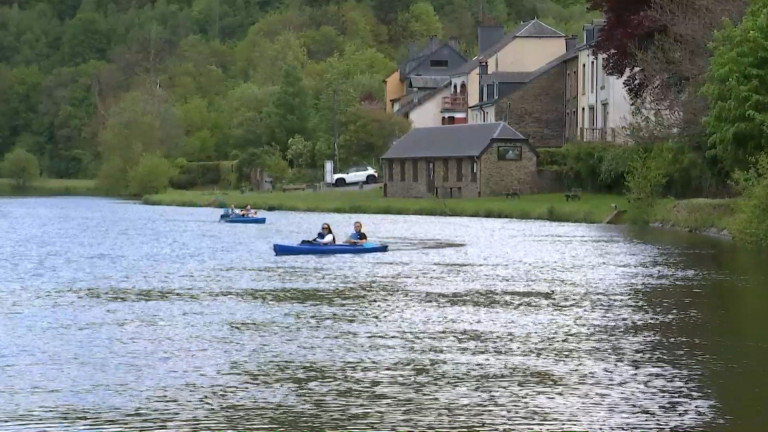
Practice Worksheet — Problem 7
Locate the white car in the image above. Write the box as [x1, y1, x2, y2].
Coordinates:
[332, 165, 378, 187]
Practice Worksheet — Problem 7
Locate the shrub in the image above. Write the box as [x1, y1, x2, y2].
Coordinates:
[128, 154, 176, 196]
[169, 173, 197, 190]
[0, 148, 40, 188]
[729, 153, 768, 246]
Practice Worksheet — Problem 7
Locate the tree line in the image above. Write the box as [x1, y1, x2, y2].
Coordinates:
[0, 0, 594, 193]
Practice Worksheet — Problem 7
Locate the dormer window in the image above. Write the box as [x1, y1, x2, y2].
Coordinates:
[430, 59, 448, 68]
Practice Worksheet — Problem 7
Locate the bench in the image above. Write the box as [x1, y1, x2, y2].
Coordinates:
[564, 188, 582, 201]
[505, 187, 521, 199]
[282, 184, 307, 192]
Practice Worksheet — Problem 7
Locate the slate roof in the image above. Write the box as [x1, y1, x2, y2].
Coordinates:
[470, 49, 579, 108]
[408, 76, 450, 89]
[394, 83, 449, 116]
[480, 71, 533, 85]
[382, 122, 528, 159]
[452, 19, 566, 76]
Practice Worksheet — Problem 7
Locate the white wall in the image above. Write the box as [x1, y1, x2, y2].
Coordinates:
[577, 48, 633, 141]
[468, 105, 495, 124]
[408, 87, 451, 128]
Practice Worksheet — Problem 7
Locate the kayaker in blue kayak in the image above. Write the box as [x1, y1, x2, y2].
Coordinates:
[343, 221, 367, 245]
[307, 223, 335, 244]
[239, 205, 258, 217]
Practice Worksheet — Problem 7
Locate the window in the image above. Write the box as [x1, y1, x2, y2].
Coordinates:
[399, 160, 406, 181]
[471, 161, 478, 182]
[590, 60, 595, 93]
[589, 107, 595, 128]
[572, 109, 577, 135]
[412, 160, 419, 182]
[442, 159, 449, 182]
[602, 103, 609, 129]
[581, 108, 585, 129]
[566, 71, 570, 96]
[387, 160, 393, 181]
[565, 111, 570, 137]
[456, 159, 463, 182]
[582, 64, 586, 95]
[497, 145, 522, 161]
[430, 59, 448, 68]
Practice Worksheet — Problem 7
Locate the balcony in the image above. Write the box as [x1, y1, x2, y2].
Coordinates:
[578, 127, 619, 143]
[442, 95, 467, 112]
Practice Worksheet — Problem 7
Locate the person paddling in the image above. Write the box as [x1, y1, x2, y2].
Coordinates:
[312, 223, 335, 244]
[343, 221, 367, 245]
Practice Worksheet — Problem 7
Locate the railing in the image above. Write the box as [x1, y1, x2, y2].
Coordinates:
[442, 95, 468, 111]
[578, 127, 618, 143]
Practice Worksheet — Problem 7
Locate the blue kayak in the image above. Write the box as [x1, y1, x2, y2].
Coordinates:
[221, 215, 266, 224]
[273, 243, 388, 256]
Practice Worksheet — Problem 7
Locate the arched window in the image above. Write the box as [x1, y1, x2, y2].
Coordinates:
[460, 82, 467, 96]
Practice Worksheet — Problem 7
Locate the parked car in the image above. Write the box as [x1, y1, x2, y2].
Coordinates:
[332, 165, 378, 187]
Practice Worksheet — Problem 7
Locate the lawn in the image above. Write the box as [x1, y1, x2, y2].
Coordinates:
[144, 187, 625, 224]
[0, 178, 98, 196]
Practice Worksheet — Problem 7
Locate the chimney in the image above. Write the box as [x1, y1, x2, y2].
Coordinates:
[448, 37, 459, 51]
[479, 58, 488, 76]
[477, 26, 505, 54]
[566, 35, 578, 52]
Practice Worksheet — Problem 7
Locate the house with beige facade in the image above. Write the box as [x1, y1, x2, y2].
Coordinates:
[381, 122, 538, 198]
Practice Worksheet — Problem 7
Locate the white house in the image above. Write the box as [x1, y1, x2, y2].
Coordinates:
[576, 19, 633, 143]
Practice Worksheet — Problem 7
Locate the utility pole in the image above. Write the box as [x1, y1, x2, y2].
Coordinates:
[332, 87, 339, 169]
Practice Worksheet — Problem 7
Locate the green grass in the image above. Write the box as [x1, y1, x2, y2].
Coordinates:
[652, 198, 737, 233]
[0, 178, 98, 196]
[143, 188, 624, 224]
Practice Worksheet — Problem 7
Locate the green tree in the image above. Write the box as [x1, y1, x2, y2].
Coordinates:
[702, 0, 768, 174]
[0, 147, 40, 188]
[263, 65, 311, 154]
[60, 12, 111, 66]
[128, 153, 177, 196]
[339, 107, 411, 167]
[98, 90, 183, 194]
[396, 2, 443, 45]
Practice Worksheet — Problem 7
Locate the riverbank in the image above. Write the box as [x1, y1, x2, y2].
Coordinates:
[651, 198, 736, 238]
[143, 188, 625, 224]
[0, 178, 98, 197]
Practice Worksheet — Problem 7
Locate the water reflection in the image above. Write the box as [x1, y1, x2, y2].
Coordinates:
[0, 197, 764, 431]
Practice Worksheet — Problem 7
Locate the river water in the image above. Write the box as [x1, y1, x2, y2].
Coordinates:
[0, 197, 766, 432]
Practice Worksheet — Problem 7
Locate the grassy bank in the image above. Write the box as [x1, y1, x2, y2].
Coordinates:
[651, 198, 737, 236]
[0, 178, 98, 196]
[143, 188, 624, 224]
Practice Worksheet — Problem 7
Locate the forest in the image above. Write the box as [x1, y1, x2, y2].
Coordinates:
[0, 0, 595, 193]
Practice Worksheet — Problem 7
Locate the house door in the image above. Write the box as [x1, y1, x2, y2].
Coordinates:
[426, 160, 435, 194]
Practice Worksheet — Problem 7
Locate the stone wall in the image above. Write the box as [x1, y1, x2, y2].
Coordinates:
[384, 158, 481, 198]
[384, 159, 429, 198]
[434, 157, 480, 198]
[479, 140, 538, 195]
[495, 62, 566, 148]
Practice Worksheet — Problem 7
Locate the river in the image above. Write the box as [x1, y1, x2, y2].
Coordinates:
[0, 197, 766, 431]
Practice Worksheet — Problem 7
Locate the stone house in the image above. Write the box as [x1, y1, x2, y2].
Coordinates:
[491, 51, 577, 148]
[381, 122, 538, 198]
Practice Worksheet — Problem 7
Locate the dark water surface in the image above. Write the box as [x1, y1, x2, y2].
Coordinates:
[1, 197, 766, 431]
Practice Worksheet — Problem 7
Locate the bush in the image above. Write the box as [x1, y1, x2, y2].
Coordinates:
[128, 154, 176, 196]
[729, 153, 768, 246]
[169, 173, 197, 190]
[539, 143, 640, 193]
[0, 148, 40, 188]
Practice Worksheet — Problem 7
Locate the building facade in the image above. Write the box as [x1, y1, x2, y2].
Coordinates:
[576, 19, 633, 143]
[381, 123, 538, 198]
